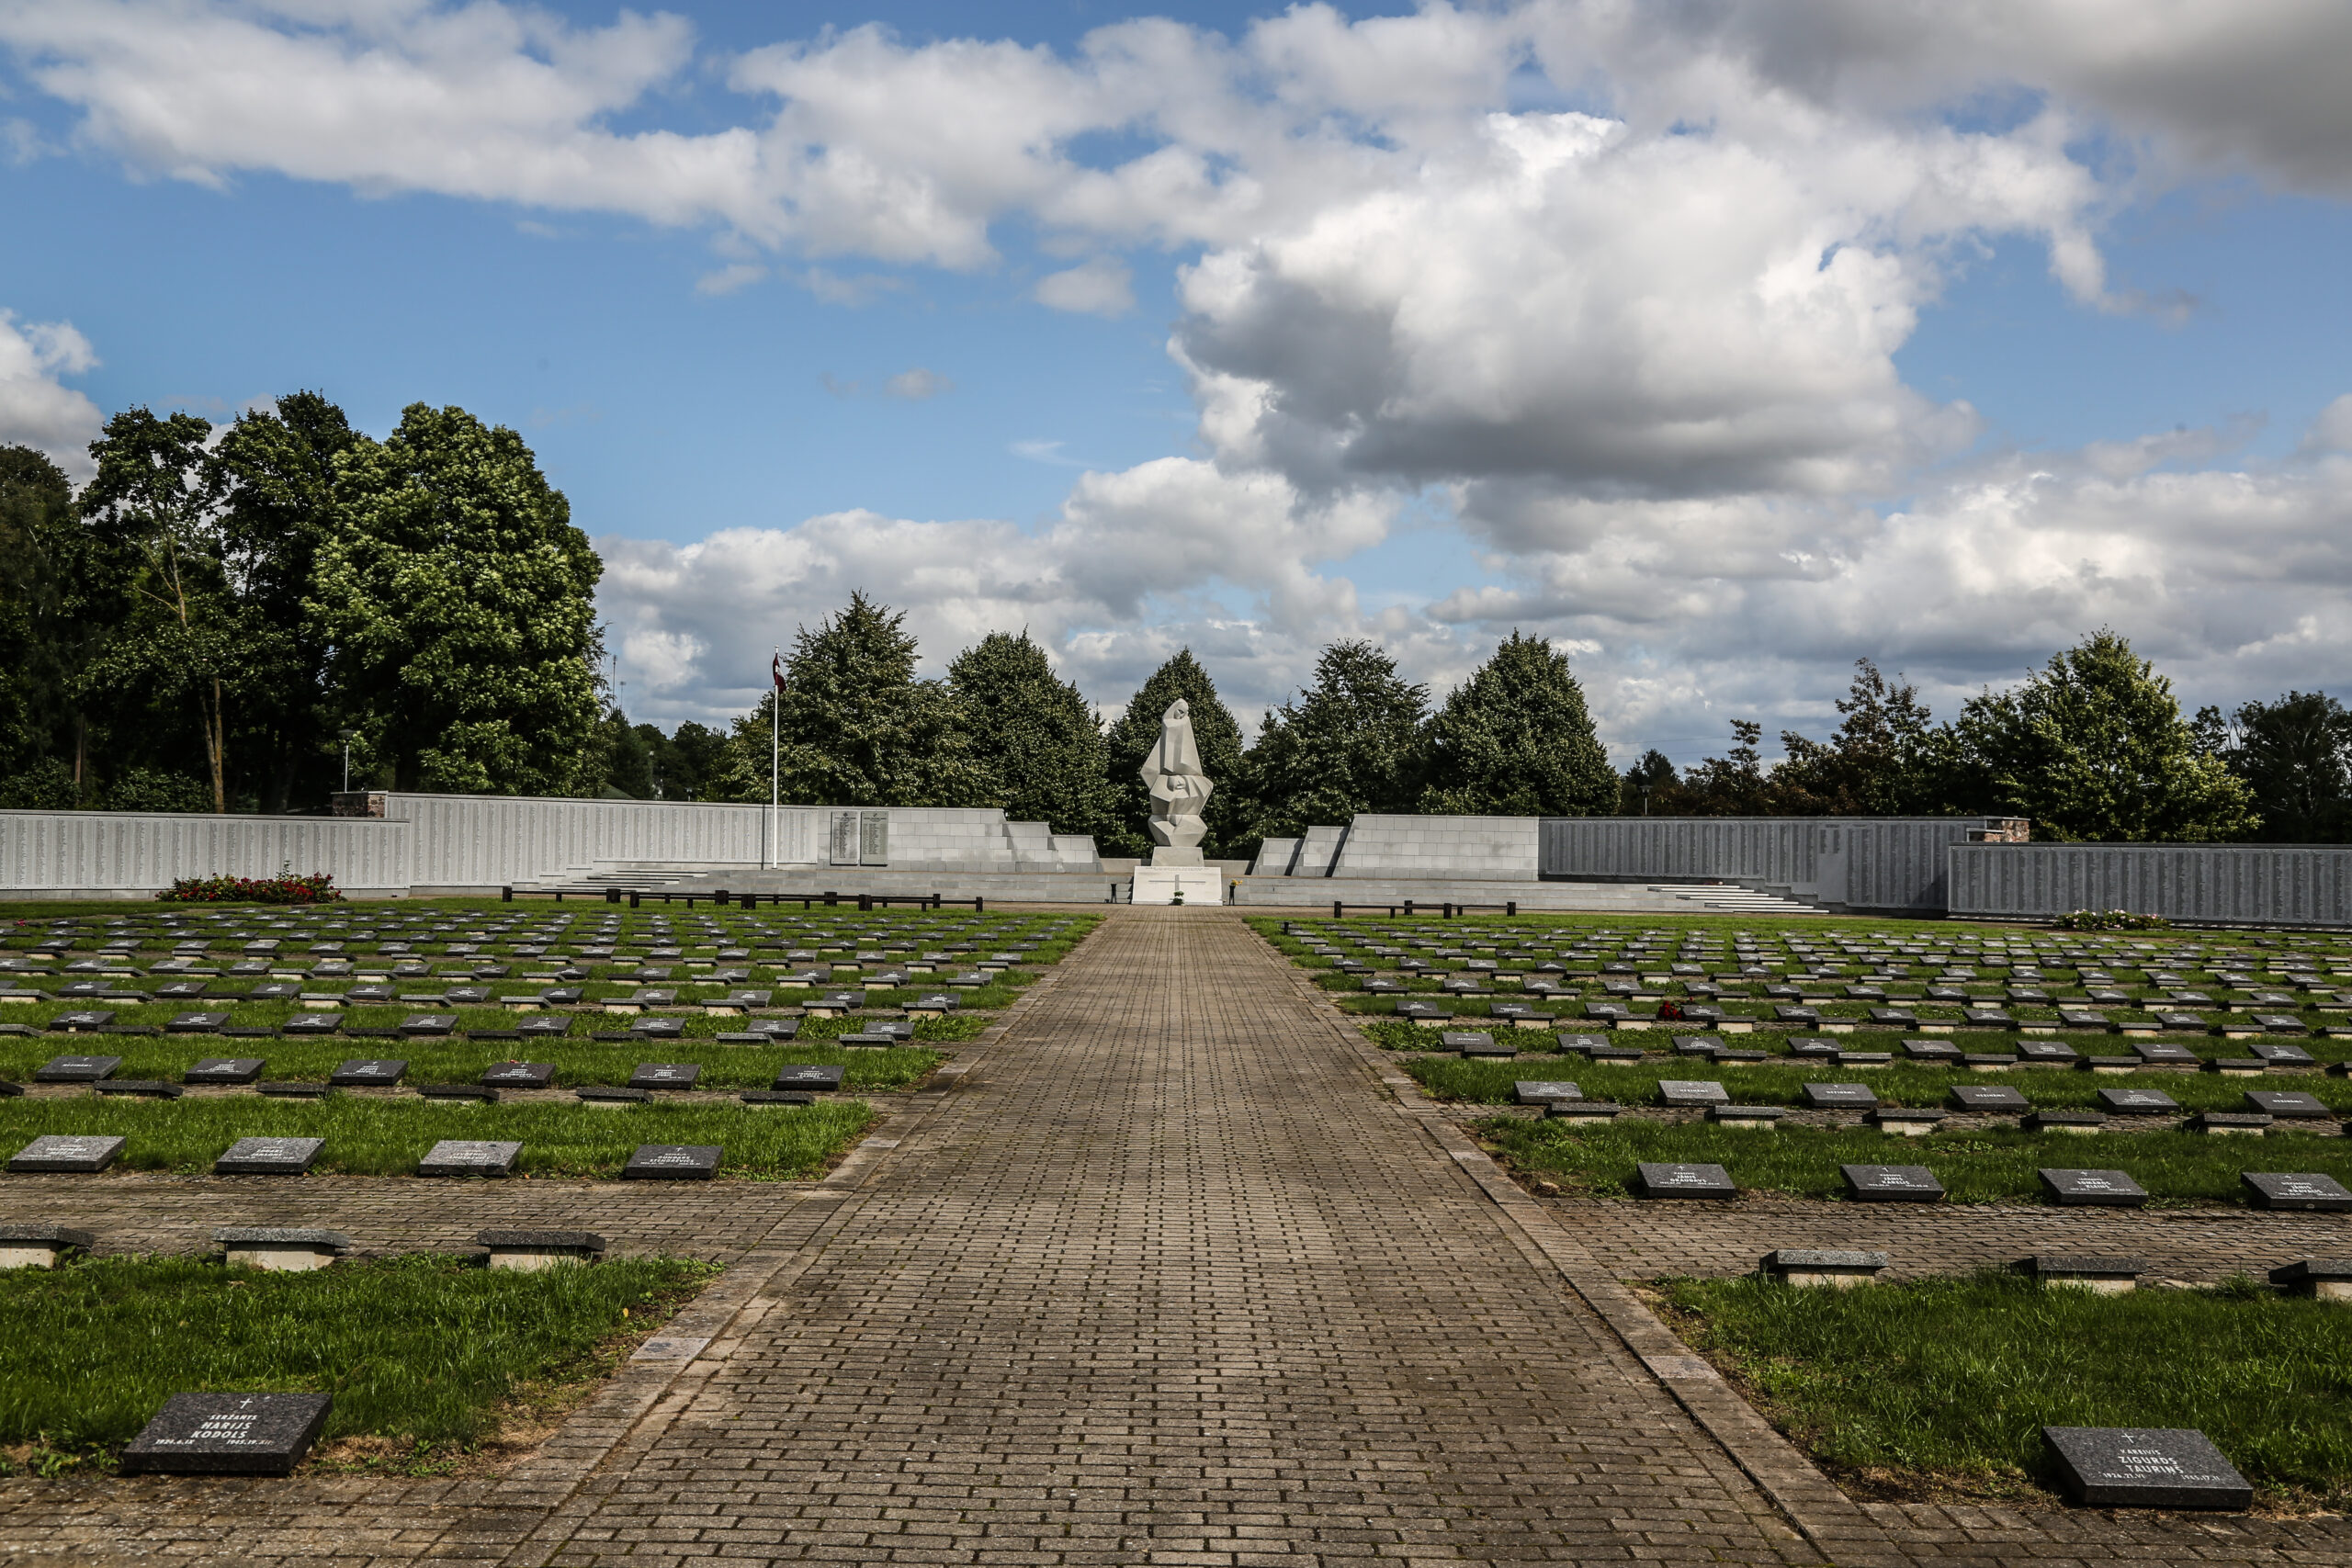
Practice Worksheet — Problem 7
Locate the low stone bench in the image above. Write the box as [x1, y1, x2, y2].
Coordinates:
[477, 1229, 607, 1271]
[216, 1226, 351, 1272]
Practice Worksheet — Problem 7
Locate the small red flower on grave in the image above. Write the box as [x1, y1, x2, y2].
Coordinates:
[1657, 999, 1683, 1020]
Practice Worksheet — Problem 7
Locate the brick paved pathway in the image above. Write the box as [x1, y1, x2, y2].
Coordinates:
[9, 908, 2352, 1566]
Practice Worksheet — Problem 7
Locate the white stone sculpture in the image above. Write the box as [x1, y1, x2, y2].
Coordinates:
[1140, 699, 1214, 867]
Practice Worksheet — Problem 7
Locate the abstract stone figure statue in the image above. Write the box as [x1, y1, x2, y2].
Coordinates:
[1140, 699, 1214, 866]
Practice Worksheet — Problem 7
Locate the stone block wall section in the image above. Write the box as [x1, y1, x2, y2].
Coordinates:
[1329, 812, 1541, 880]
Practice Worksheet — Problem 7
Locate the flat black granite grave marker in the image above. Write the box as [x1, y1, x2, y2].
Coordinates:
[1514, 1080, 1583, 1105]
[1658, 1079, 1729, 1108]
[516, 1016, 573, 1040]
[7, 1134, 124, 1172]
[622, 1143, 719, 1180]
[2242, 1171, 2352, 1211]
[48, 1010, 115, 1032]
[630, 1017, 686, 1040]
[282, 1014, 341, 1037]
[1842, 1163, 1943, 1201]
[1949, 1084, 2030, 1112]
[2245, 1089, 2333, 1119]
[153, 980, 209, 999]
[397, 1014, 458, 1037]
[122, 1392, 333, 1477]
[184, 1057, 265, 1085]
[215, 1136, 322, 1175]
[329, 1058, 406, 1087]
[629, 1063, 701, 1090]
[35, 1054, 120, 1082]
[1635, 1162, 1736, 1199]
[2041, 1427, 2252, 1510]
[95, 1079, 180, 1100]
[1902, 1040, 1962, 1062]
[246, 983, 300, 1003]
[481, 1062, 556, 1089]
[2096, 1087, 2179, 1114]
[2039, 1168, 2149, 1207]
[1802, 1082, 1877, 1110]
[418, 1139, 522, 1177]
[772, 1064, 844, 1090]
[165, 1012, 230, 1034]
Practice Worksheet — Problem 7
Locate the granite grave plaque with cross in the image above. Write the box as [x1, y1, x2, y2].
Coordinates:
[418, 1139, 523, 1178]
[184, 1057, 266, 1085]
[121, 1393, 334, 1476]
[2241, 1171, 2352, 1211]
[2041, 1427, 2252, 1510]
[622, 1143, 720, 1180]
[215, 1136, 323, 1175]
[1636, 1162, 1736, 1199]
[2039, 1168, 2149, 1207]
[1842, 1163, 1944, 1202]
[7, 1134, 125, 1172]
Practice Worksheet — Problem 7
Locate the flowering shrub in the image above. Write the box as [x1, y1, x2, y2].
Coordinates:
[155, 873, 343, 905]
[2053, 908, 2170, 931]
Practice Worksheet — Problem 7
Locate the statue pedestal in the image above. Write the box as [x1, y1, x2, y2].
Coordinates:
[1130, 867, 1224, 906]
[1148, 847, 1204, 866]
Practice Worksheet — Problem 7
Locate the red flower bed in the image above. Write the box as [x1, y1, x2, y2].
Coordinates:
[155, 873, 344, 905]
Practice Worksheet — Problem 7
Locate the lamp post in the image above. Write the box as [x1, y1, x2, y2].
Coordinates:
[340, 729, 356, 794]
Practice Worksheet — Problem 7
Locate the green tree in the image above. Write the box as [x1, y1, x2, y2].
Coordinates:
[76, 408, 237, 811]
[660, 721, 727, 800]
[1241, 639, 1428, 841]
[1956, 630, 2258, 841]
[1417, 631, 1616, 817]
[209, 391, 359, 812]
[0, 446, 76, 791]
[1617, 748, 1677, 814]
[1676, 720, 1772, 816]
[1102, 649, 1248, 859]
[311, 404, 605, 795]
[948, 630, 1116, 836]
[2221, 691, 2352, 841]
[1764, 659, 1953, 815]
[709, 592, 982, 807]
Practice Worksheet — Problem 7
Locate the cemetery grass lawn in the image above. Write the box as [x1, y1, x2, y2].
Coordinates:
[1654, 1269, 2352, 1510]
[1477, 1113, 2352, 1204]
[0, 1026, 949, 1092]
[1406, 1050, 2352, 1114]
[0, 1250, 719, 1476]
[0, 1094, 876, 1179]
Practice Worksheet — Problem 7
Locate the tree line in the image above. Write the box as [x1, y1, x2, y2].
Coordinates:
[0, 396, 605, 814]
[6, 397, 2346, 854]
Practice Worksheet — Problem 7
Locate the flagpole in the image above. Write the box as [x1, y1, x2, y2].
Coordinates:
[769, 648, 780, 872]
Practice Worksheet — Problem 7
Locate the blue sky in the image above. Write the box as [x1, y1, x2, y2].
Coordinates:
[5, 0, 2350, 760]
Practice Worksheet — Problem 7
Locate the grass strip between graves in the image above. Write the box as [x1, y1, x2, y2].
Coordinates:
[0, 1094, 876, 1179]
[1655, 1269, 2352, 1508]
[0, 1250, 718, 1474]
[1401, 1050, 2352, 1113]
[1476, 1114, 2352, 1205]
[0, 1035, 948, 1091]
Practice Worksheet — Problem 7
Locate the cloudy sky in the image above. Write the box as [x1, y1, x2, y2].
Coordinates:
[4, 0, 2349, 764]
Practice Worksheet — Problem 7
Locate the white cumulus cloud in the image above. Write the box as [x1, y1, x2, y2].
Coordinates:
[0, 310, 102, 476]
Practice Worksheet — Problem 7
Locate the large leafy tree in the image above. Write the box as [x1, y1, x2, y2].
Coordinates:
[2217, 691, 2352, 842]
[1102, 649, 1248, 858]
[1242, 639, 1428, 841]
[311, 404, 605, 795]
[75, 409, 238, 811]
[948, 630, 1116, 837]
[210, 391, 359, 812]
[0, 446, 76, 798]
[1956, 629, 2257, 841]
[1766, 659, 1953, 815]
[1418, 631, 1616, 817]
[1617, 748, 1677, 815]
[710, 592, 982, 807]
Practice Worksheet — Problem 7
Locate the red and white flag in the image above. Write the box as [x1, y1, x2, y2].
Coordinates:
[771, 651, 786, 691]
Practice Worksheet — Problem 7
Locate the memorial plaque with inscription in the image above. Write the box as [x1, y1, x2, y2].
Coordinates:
[122, 1392, 333, 1476]
[215, 1136, 323, 1175]
[2041, 1427, 2252, 1510]
[7, 1134, 124, 1172]
[622, 1143, 720, 1180]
